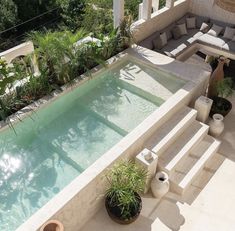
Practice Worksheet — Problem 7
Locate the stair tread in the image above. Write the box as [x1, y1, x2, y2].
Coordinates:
[171, 136, 221, 189]
[158, 121, 209, 172]
[147, 106, 197, 154]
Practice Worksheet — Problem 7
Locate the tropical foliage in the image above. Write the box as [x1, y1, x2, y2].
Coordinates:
[0, 17, 133, 122]
[57, 0, 86, 31]
[105, 160, 147, 220]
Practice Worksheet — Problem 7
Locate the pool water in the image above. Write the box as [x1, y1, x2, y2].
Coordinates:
[0, 70, 163, 230]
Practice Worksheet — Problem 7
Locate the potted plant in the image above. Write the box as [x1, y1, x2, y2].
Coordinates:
[210, 77, 233, 117]
[105, 160, 147, 224]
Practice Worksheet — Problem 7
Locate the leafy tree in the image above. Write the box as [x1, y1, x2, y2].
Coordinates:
[82, 4, 113, 35]
[13, 0, 58, 22]
[0, 0, 18, 32]
[125, 0, 142, 19]
[87, 0, 112, 9]
[57, 0, 86, 31]
[160, 0, 166, 9]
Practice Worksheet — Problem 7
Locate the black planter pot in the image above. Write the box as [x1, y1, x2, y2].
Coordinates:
[105, 193, 142, 225]
[210, 97, 232, 117]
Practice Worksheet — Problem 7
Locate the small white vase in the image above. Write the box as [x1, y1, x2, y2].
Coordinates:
[151, 171, 169, 198]
[209, 114, 224, 137]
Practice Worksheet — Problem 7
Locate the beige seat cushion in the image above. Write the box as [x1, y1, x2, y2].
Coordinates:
[186, 29, 204, 44]
[164, 43, 188, 57]
[159, 38, 188, 57]
[197, 34, 227, 48]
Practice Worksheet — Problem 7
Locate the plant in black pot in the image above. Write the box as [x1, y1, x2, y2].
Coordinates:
[210, 77, 233, 117]
[105, 160, 147, 225]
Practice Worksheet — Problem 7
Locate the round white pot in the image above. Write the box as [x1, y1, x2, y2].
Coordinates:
[151, 171, 169, 198]
[209, 113, 224, 137]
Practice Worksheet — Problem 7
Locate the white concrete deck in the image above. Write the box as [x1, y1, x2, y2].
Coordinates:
[79, 96, 235, 231]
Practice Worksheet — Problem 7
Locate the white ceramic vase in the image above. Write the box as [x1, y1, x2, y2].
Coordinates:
[151, 171, 169, 198]
[209, 113, 224, 137]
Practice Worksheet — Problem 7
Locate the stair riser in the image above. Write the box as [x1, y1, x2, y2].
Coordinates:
[154, 111, 197, 158]
[165, 126, 209, 178]
[173, 145, 220, 195]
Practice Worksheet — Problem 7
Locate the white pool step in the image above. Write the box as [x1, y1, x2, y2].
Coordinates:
[158, 121, 209, 175]
[170, 136, 221, 194]
[147, 106, 197, 157]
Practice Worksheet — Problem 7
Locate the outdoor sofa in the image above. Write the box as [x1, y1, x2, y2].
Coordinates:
[139, 13, 235, 61]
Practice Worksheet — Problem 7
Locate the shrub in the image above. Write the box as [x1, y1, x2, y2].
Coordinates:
[57, 0, 86, 31]
[82, 4, 113, 35]
[0, 0, 18, 32]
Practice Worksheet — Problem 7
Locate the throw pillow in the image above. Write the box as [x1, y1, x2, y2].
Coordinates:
[172, 27, 181, 40]
[200, 22, 210, 33]
[196, 16, 209, 29]
[160, 32, 167, 45]
[186, 17, 196, 29]
[207, 24, 223, 36]
[223, 27, 235, 40]
[177, 23, 188, 36]
[152, 32, 167, 50]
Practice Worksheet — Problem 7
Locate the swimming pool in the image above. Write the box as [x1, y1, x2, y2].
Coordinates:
[0, 58, 186, 231]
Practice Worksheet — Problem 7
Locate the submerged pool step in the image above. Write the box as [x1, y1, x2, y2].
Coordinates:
[158, 121, 209, 175]
[77, 104, 128, 136]
[146, 106, 197, 157]
[170, 135, 221, 194]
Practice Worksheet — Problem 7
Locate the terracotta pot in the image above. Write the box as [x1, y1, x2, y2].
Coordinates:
[105, 193, 142, 225]
[40, 220, 64, 231]
[208, 56, 225, 99]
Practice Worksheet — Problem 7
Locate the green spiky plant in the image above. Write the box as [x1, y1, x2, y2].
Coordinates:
[105, 160, 147, 222]
[118, 15, 135, 49]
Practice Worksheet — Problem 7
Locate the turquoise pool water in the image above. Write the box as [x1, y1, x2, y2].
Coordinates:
[0, 66, 165, 230]
[0, 58, 186, 230]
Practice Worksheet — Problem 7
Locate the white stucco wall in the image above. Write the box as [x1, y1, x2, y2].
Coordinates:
[133, 0, 189, 43]
[189, 0, 235, 24]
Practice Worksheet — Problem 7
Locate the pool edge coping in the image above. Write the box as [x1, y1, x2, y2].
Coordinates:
[13, 47, 210, 231]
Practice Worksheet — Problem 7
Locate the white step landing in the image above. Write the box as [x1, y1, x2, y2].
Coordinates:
[170, 136, 221, 194]
[158, 121, 209, 175]
[146, 106, 197, 157]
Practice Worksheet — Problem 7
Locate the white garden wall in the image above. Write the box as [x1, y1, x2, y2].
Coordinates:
[133, 0, 190, 43]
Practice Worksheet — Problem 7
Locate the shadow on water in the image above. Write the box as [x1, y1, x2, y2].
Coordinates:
[0, 79, 126, 228]
[0, 64, 160, 230]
